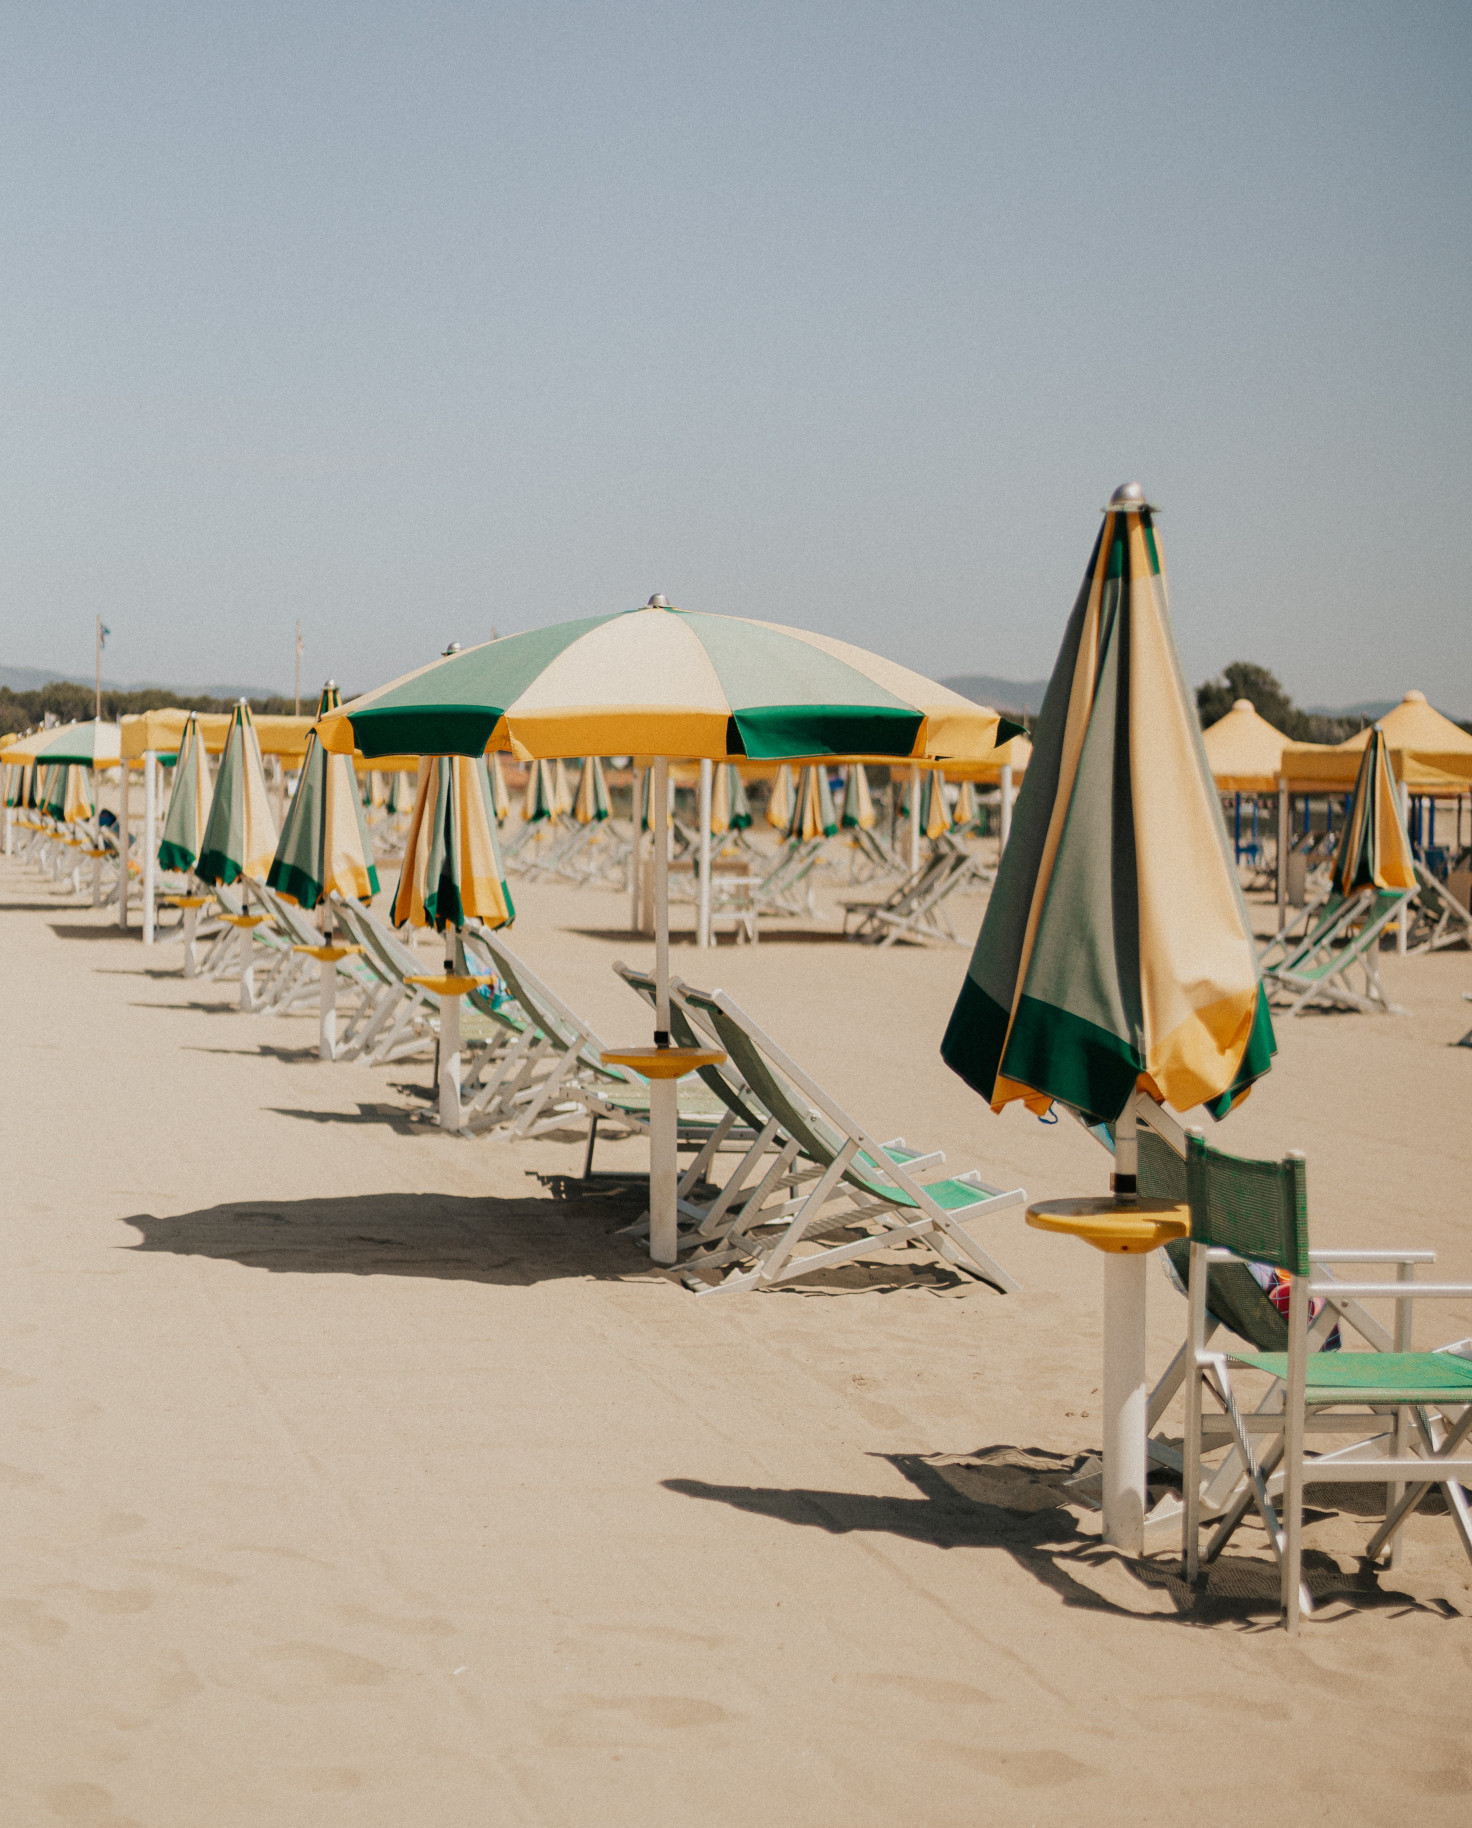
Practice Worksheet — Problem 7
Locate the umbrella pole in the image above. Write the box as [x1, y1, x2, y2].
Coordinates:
[1103, 1090, 1147, 1556]
[439, 928, 463, 1132]
[908, 764, 920, 875]
[649, 755, 677, 1265]
[697, 758, 712, 950]
[143, 750, 157, 946]
[118, 764, 130, 929]
[1000, 763, 1014, 855]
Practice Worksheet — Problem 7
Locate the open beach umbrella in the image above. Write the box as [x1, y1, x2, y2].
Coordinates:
[840, 764, 876, 831]
[196, 703, 279, 886]
[573, 754, 611, 824]
[319, 596, 1016, 1266]
[157, 713, 212, 874]
[13, 720, 122, 770]
[787, 765, 838, 842]
[392, 755, 514, 931]
[1330, 725, 1416, 898]
[268, 686, 380, 908]
[942, 486, 1275, 1128]
[710, 763, 752, 835]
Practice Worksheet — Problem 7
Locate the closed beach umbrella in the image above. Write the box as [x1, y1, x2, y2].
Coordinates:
[787, 764, 838, 842]
[196, 703, 279, 886]
[765, 764, 794, 831]
[1331, 725, 1416, 897]
[954, 779, 978, 827]
[41, 762, 93, 823]
[573, 754, 611, 824]
[392, 755, 514, 931]
[943, 485, 1275, 1126]
[489, 753, 511, 823]
[268, 686, 380, 908]
[840, 763, 876, 831]
[553, 758, 574, 817]
[523, 758, 558, 824]
[710, 763, 752, 835]
[919, 769, 952, 841]
[158, 713, 212, 873]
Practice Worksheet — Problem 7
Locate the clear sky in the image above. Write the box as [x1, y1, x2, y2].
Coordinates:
[1, 3, 1468, 710]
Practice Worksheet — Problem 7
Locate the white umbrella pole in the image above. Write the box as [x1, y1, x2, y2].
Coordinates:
[999, 762, 1014, 854]
[1102, 1090, 1147, 1556]
[649, 755, 677, 1265]
[118, 764, 130, 928]
[439, 929, 462, 1132]
[908, 763, 921, 876]
[697, 758, 712, 950]
[142, 750, 157, 946]
[319, 955, 338, 1061]
[629, 766, 643, 934]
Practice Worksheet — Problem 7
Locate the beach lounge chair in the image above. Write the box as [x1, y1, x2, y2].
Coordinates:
[1261, 888, 1412, 1016]
[839, 838, 991, 947]
[752, 838, 828, 918]
[1173, 1127, 1472, 1631]
[462, 929, 742, 1162]
[661, 981, 1024, 1296]
[1407, 862, 1472, 954]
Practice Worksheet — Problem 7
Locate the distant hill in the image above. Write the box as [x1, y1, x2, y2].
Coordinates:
[942, 674, 1050, 717]
[0, 662, 287, 700]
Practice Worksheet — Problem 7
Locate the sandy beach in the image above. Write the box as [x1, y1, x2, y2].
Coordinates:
[2, 855, 1470, 1826]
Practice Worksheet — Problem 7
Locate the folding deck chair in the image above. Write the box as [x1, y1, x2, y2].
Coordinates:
[839, 839, 991, 946]
[662, 981, 1024, 1296]
[462, 929, 742, 1162]
[752, 838, 828, 918]
[1407, 862, 1472, 955]
[1174, 1127, 1472, 1631]
[1261, 888, 1412, 1015]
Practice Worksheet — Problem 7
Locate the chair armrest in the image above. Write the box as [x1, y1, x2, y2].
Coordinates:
[1308, 1250, 1436, 1264]
[1307, 1281, 1472, 1300]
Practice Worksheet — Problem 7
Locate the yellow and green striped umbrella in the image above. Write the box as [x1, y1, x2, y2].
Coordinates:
[41, 762, 94, 823]
[840, 763, 876, 831]
[918, 769, 952, 840]
[765, 764, 794, 831]
[316, 598, 1016, 763]
[943, 486, 1275, 1126]
[553, 758, 574, 817]
[1331, 725, 1416, 897]
[489, 753, 511, 823]
[196, 702, 279, 886]
[787, 765, 838, 842]
[392, 755, 514, 931]
[268, 686, 380, 908]
[710, 763, 752, 835]
[158, 713, 212, 873]
[954, 779, 978, 827]
[573, 754, 611, 824]
[522, 758, 558, 824]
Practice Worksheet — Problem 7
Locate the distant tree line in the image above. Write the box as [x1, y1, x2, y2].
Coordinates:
[1200, 663, 1374, 742]
[0, 681, 305, 741]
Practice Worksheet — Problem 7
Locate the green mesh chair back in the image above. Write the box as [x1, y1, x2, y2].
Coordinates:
[1184, 1132, 1308, 1276]
[1140, 1127, 1294, 1353]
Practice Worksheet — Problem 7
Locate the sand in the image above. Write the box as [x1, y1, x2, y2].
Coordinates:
[2, 850, 1471, 1826]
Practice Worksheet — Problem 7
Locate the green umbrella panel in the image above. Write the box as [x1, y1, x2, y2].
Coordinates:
[522, 758, 559, 824]
[196, 702, 280, 887]
[1330, 725, 1417, 897]
[157, 713, 212, 874]
[392, 755, 515, 931]
[268, 686, 380, 908]
[942, 489, 1275, 1126]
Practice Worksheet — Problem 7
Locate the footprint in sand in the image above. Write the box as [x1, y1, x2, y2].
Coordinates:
[924, 1742, 1096, 1787]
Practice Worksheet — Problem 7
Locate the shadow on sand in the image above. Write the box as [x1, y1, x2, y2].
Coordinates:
[120, 1189, 656, 1287]
[663, 1449, 1458, 1628]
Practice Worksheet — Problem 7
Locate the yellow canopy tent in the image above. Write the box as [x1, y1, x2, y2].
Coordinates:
[1281, 745, 1467, 795]
[1201, 699, 1291, 793]
[1334, 690, 1472, 782]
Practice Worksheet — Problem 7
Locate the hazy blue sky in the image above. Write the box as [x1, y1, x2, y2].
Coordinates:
[1, 3, 1468, 709]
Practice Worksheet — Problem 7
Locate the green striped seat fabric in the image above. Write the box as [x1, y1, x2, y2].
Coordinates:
[1234, 1350, 1472, 1407]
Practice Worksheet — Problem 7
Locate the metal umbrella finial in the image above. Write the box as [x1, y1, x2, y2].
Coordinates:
[1104, 481, 1159, 513]
[442, 642, 462, 656]
[646, 594, 669, 609]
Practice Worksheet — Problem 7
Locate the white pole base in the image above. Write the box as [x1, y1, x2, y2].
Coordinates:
[648, 1076, 678, 1264]
[319, 956, 337, 1061]
[438, 992, 462, 1132]
[1101, 1250, 1149, 1556]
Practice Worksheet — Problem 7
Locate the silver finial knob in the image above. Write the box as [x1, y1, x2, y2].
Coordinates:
[442, 642, 462, 656]
[1104, 481, 1158, 513]
[646, 594, 669, 609]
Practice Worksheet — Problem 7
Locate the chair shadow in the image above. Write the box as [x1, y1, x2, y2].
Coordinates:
[121, 1190, 658, 1286]
[566, 926, 855, 947]
[662, 1450, 1455, 1628]
[49, 922, 151, 941]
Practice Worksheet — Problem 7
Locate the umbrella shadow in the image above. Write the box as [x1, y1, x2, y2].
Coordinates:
[48, 921, 150, 941]
[265, 1100, 429, 1135]
[120, 1190, 661, 1286]
[662, 1449, 1457, 1628]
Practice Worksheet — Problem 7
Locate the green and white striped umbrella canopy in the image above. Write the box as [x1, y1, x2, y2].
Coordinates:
[268, 686, 380, 909]
[196, 703, 279, 887]
[317, 599, 1016, 763]
[157, 713, 212, 874]
[1331, 726, 1416, 897]
[787, 765, 838, 842]
[41, 762, 93, 823]
[28, 720, 122, 768]
[942, 485, 1276, 1126]
[392, 755, 514, 931]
